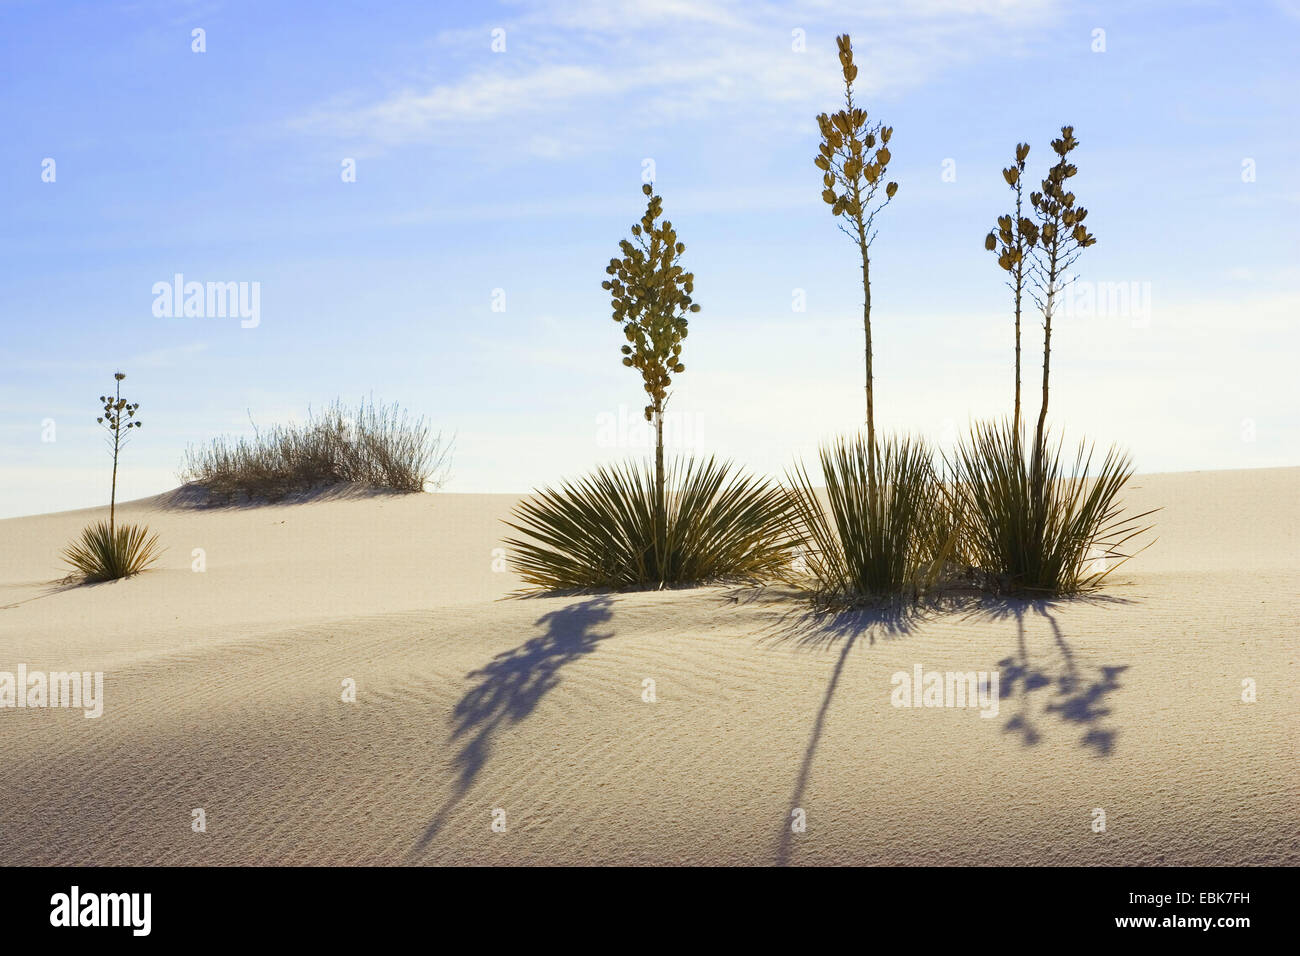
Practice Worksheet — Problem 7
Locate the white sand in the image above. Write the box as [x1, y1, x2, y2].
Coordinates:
[1, 468, 1296, 865]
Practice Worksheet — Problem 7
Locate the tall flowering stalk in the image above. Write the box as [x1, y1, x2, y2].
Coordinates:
[98, 371, 142, 533]
[602, 182, 700, 539]
[985, 143, 1038, 441]
[815, 33, 898, 490]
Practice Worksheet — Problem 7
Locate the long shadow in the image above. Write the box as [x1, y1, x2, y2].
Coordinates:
[0, 576, 118, 609]
[409, 595, 615, 857]
[765, 601, 925, 866]
[765, 590, 1130, 863]
[962, 595, 1130, 756]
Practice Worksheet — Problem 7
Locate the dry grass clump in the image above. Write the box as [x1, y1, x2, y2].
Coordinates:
[181, 398, 450, 502]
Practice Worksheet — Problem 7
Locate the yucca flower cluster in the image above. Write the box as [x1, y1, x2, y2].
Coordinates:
[602, 182, 699, 428]
[97, 371, 142, 532]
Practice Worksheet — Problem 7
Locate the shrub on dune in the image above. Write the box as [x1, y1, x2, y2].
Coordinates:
[180, 397, 450, 501]
[794, 36, 945, 605]
[952, 421, 1153, 594]
[63, 520, 162, 582]
[783, 434, 950, 606]
[504, 456, 792, 591]
[959, 126, 1153, 594]
[63, 371, 162, 583]
[503, 181, 784, 593]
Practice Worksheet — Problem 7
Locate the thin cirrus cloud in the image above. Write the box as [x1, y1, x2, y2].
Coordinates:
[287, 0, 1060, 156]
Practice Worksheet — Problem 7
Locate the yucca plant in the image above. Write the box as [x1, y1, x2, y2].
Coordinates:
[63, 520, 163, 583]
[798, 37, 940, 604]
[951, 420, 1154, 594]
[783, 434, 950, 607]
[504, 457, 792, 591]
[958, 127, 1150, 595]
[63, 371, 162, 582]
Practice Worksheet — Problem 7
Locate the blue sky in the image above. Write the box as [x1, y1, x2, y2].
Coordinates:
[2, 0, 1297, 517]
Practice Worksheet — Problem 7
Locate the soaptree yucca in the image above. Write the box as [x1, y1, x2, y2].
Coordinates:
[815, 33, 898, 488]
[798, 34, 940, 603]
[63, 520, 164, 583]
[504, 189, 789, 591]
[958, 128, 1152, 594]
[783, 434, 949, 607]
[504, 457, 792, 591]
[951, 420, 1155, 594]
[63, 371, 161, 582]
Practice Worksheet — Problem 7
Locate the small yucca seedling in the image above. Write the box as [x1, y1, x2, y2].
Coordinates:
[63, 371, 161, 582]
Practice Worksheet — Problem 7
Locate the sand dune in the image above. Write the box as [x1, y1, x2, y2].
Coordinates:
[1, 469, 1297, 865]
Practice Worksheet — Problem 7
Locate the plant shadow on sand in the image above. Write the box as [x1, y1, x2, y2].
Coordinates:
[747, 588, 1134, 865]
[409, 595, 615, 859]
[751, 592, 928, 866]
[0, 575, 132, 609]
[962, 595, 1133, 758]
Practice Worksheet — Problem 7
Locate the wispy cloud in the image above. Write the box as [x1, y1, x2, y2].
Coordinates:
[289, 0, 1060, 157]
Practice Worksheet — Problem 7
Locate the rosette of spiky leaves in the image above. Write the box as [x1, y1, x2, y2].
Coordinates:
[62, 520, 163, 582]
[503, 457, 793, 591]
[782, 434, 949, 607]
[815, 35, 898, 252]
[1027, 126, 1097, 467]
[98, 378, 142, 436]
[950, 420, 1155, 595]
[602, 184, 700, 426]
